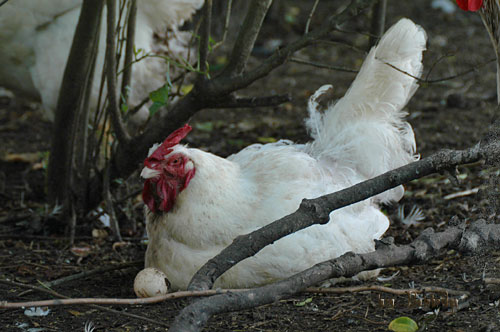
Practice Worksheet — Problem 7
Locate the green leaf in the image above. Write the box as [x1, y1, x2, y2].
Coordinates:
[294, 297, 313, 307]
[208, 36, 215, 52]
[149, 84, 171, 116]
[150, 85, 170, 103]
[121, 103, 129, 114]
[133, 46, 144, 57]
[388, 317, 419, 332]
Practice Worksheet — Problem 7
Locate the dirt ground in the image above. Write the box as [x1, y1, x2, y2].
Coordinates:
[2, 0, 500, 331]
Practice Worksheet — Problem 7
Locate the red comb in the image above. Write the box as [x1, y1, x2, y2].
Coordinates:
[145, 124, 192, 166]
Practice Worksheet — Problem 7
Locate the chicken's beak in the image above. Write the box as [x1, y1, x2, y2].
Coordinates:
[141, 167, 161, 179]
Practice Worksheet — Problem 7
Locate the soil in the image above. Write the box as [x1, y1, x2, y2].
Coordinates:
[1, 1, 500, 331]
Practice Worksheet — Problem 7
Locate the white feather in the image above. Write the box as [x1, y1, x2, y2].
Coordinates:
[143, 18, 427, 290]
[306, 18, 426, 202]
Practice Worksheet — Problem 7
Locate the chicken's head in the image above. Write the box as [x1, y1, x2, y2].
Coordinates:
[141, 124, 195, 213]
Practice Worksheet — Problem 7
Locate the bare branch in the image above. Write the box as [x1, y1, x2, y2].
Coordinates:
[126, 95, 149, 117]
[290, 57, 358, 73]
[120, 0, 137, 104]
[385, 59, 497, 84]
[0, 283, 470, 309]
[47, 0, 104, 205]
[212, 0, 232, 50]
[0, 287, 249, 308]
[306, 285, 469, 297]
[105, 0, 131, 144]
[188, 145, 485, 291]
[171, 220, 500, 332]
[217, 0, 375, 92]
[215, 94, 291, 108]
[222, 0, 273, 76]
[198, 0, 212, 74]
[304, 0, 320, 34]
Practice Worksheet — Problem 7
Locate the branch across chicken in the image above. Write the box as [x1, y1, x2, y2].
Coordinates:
[141, 18, 427, 290]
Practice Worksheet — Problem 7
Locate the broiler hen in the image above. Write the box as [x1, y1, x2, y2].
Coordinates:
[141, 18, 427, 290]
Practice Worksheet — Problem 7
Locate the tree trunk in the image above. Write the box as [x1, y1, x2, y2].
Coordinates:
[47, 0, 104, 208]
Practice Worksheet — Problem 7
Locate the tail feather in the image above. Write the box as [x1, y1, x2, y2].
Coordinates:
[306, 18, 426, 201]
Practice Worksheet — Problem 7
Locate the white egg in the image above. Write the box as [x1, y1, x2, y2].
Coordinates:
[133, 268, 170, 298]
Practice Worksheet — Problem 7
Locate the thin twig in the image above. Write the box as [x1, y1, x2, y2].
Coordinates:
[316, 39, 366, 54]
[105, 0, 131, 145]
[305, 285, 469, 297]
[212, 0, 232, 50]
[384, 58, 496, 84]
[120, 0, 137, 105]
[290, 57, 358, 73]
[424, 53, 455, 82]
[215, 94, 292, 108]
[0, 279, 246, 308]
[126, 95, 150, 117]
[304, 0, 320, 34]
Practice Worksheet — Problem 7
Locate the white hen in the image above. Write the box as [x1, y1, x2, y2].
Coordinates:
[0, 0, 203, 121]
[141, 18, 427, 290]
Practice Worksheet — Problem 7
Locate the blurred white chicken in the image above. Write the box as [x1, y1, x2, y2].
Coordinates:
[0, 0, 203, 122]
[141, 18, 427, 290]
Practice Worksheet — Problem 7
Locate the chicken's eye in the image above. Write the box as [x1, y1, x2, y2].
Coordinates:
[169, 157, 182, 166]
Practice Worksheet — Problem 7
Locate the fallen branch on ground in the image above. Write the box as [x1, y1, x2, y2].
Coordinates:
[0, 280, 246, 308]
[170, 219, 500, 332]
[0, 282, 470, 309]
[305, 285, 469, 297]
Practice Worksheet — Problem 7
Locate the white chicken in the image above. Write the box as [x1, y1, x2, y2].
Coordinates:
[0, 0, 203, 122]
[141, 18, 427, 290]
